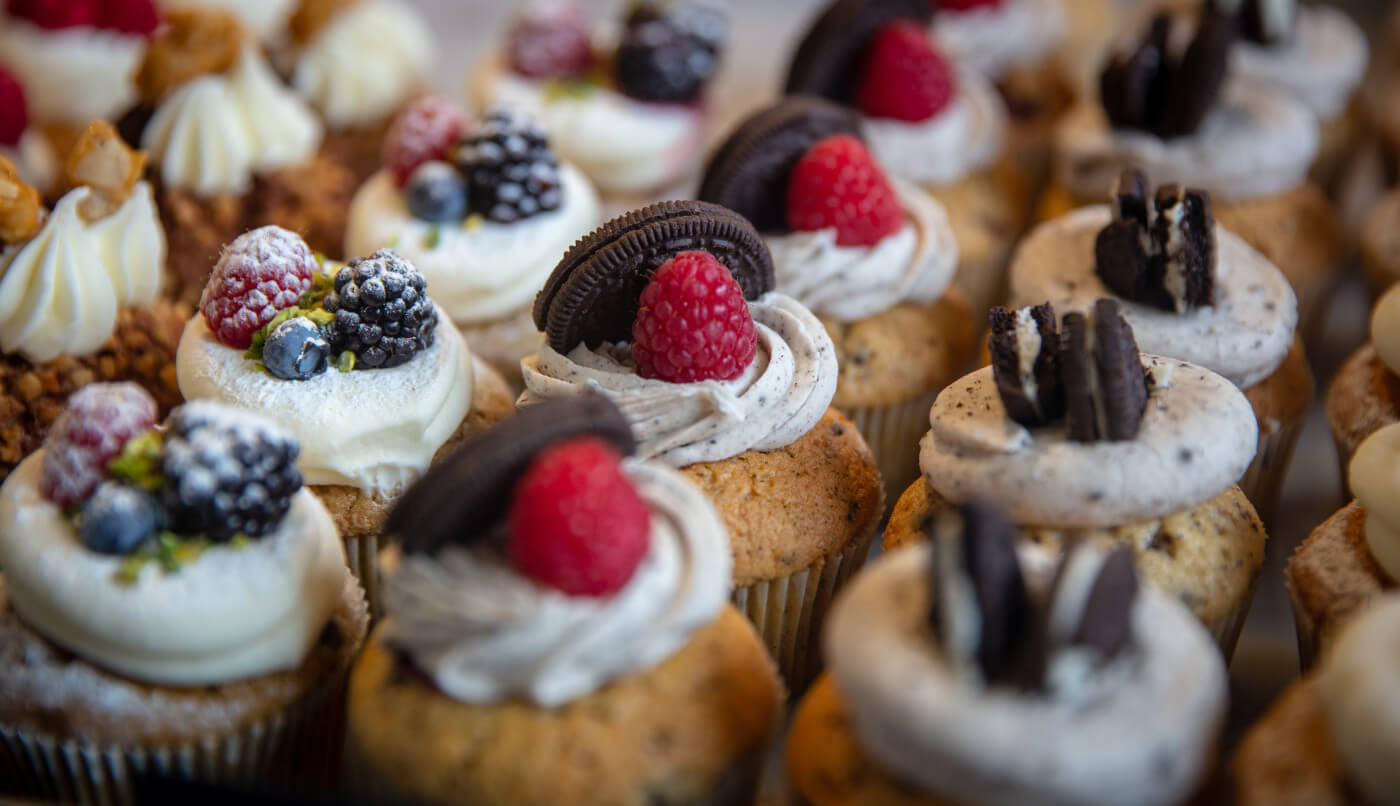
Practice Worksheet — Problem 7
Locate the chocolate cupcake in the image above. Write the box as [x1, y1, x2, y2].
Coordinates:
[1325, 283, 1400, 479]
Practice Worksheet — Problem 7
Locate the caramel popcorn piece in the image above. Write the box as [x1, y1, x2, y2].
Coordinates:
[138, 9, 244, 105]
[289, 0, 363, 44]
[0, 156, 42, 245]
[66, 122, 148, 221]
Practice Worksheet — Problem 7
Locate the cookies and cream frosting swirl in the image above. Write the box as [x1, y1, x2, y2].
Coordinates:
[1347, 424, 1400, 584]
[0, 17, 144, 125]
[383, 459, 731, 707]
[931, 0, 1066, 80]
[863, 69, 1006, 187]
[764, 179, 958, 322]
[520, 292, 838, 467]
[1232, 5, 1367, 120]
[1318, 594, 1400, 806]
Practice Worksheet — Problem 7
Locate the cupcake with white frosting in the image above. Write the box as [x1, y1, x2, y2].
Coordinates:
[790, 505, 1228, 806]
[1325, 283, 1400, 477]
[175, 226, 514, 614]
[156, 0, 296, 41]
[0, 386, 368, 802]
[884, 298, 1267, 655]
[347, 395, 782, 805]
[345, 101, 601, 382]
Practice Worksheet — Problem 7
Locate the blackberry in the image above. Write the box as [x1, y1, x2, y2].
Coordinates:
[454, 110, 563, 224]
[160, 402, 302, 542]
[324, 249, 438, 369]
[615, 2, 725, 104]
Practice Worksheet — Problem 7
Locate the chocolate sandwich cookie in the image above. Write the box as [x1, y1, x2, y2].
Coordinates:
[697, 95, 863, 233]
[989, 302, 1064, 427]
[1022, 542, 1140, 690]
[531, 200, 774, 353]
[1100, 11, 1234, 140]
[387, 394, 635, 554]
[1159, 10, 1235, 139]
[784, 0, 932, 105]
[1100, 15, 1172, 134]
[1212, 0, 1294, 46]
[1061, 299, 1149, 443]
[1095, 168, 1216, 313]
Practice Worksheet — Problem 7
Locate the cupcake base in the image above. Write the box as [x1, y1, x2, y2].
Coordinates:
[1237, 338, 1313, 525]
[1324, 345, 1400, 492]
[1360, 188, 1400, 300]
[1231, 676, 1352, 806]
[924, 157, 1033, 319]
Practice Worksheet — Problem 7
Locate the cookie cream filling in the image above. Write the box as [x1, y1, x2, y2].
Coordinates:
[931, 0, 1067, 80]
[344, 164, 601, 325]
[156, 0, 296, 41]
[1318, 595, 1400, 806]
[520, 292, 838, 467]
[175, 306, 472, 492]
[0, 17, 144, 124]
[1347, 424, 1400, 583]
[1, 130, 59, 197]
[1368, 284, 1400, 377]
[0, 452, 347, 687]
[861, 70, 1006, 188]
[1232, 5, 1367, 120]
[921, 357, 1257, 527]
[292, 0, 432, 129]
[827, 543, 1226, 806]
[1009, 206, 1297, 388]
[383, 459, 730, 707]
[1055, 81, 1318, 203]
[764, 178, 958, 322]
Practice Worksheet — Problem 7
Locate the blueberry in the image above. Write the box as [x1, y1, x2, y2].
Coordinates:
[405, 161, 469, 223]
[81, 482, 160, 555]
[263, 317, 330, 381]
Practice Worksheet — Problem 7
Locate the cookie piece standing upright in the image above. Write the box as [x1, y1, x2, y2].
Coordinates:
[1060, 299, 1148, 442]
[1151, 185, 1216, 312]
[1095, 168, 1162, 307]
[988, 303, 1064, 427]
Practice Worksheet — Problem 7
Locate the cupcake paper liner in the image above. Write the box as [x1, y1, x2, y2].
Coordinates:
[843, 392, 941, 515]
[1289, 589, 1322, 673]
[1212, 568, 1262, 663]
[344, 534, 382, 621]
[1236, 414, 1307, 527]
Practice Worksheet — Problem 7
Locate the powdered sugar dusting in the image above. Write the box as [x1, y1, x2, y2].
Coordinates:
[39, 383, 157, 507]
[199, 226, 317, 349]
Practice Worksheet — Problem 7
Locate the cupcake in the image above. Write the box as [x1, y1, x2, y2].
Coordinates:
[1010, 167, 1310, 523]
[789, 504, 1228, 806]
[0, 64, 59, 198]
[174, 226, 514, 614]
[1325, 283, 1400, 476]
[1233, 594, 1400, 805]
[1285, 423, 1400, 669]
[698, 95, 975, 502]
[1360, 188, 1400, 299]
[348, 395, 782, 805]
[0, 123, 185, 480]
[345, 100, 601, 383]
[521, 200, 884, 689]
[785, 0, 1030, 317]
[884, 298, 1267, 655]
[0, 386, 368, 800]
[469, 0, 725, 211]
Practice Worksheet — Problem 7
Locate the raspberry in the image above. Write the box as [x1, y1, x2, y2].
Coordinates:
[632, 250, 757, 383]
[0, 66, 27, 148]
[97, 0, 159, 35]
[382, 96, 469, 188]
[507, 437, 650, 597]
[40, 383, 158, 508]
[505, 0, 593, 79]
[200, 226, 318, 350]
[786, 135, 904, 247]
[857, 21, 955, 123]
[6, 0, 99, 29]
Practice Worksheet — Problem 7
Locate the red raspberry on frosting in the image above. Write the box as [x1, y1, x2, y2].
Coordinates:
[382, 96, 469, 188]
[98, 0, 159, 35]
[506, 0, 593, 79]
[200, 226, 318, 349]
[6, 0, 100, 29]
[0, 66, 27, 148]
[508, 437, 651, 597]
[786, 134, 903, 247]
[40, 382, 158, 508]
[857, 21, 956, 123]
[632, 250, 757, 384]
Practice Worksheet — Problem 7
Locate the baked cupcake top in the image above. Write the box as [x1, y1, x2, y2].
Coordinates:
[699, 95, 957, 323]
[923, 299, 1256, 527]
[1220, 0, 1367, 119]
[0, 65, 59, 195]
[520, 200, 838, 467]
[382, 394, 731, 706]
[1056, 9, 1317, 203]
[930, 0, 1066, 81]
[1317, 594, 1400, 805]
[0, 384, 347, 686]
[826, 502, 1226, 806]
[176, 226, 471, 493]
[1010, 168, 1296, 388]
[0, 123, 165, 363]
[345, 100, 600, 327]
[785, 0, 1007, 187]
[1346, 423, 1400, 586]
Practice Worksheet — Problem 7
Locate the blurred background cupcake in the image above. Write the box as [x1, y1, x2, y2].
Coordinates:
[1326, 283, 1400, 477]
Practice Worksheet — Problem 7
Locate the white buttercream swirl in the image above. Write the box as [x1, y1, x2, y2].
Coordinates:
[520, 292, 838, 467]
[827, 543, 1226, 806]
[921, 357, 1257, 527]
[1347, 423, 1400, 584]
[764, 179, 958, 322]
[156, 0, 296, 41]
[175, 307, 472, 492]
[0, 17, 143, 124]
[344, 165, 601, 325]
[1232, 5, 1367, 120]
[142, 45, 322, 197]
[293, 0, 432, 129]
[1009, 206, 1297, 388]
[1, 130, 59, 197]
[383, 459, 731, 706]
[862, 70, 1007, 188]
[0, 451, 348, 687]
[1319, 594, 1400, 806]
[932, 0, 1067, 79]
[0, 183, 165, 363]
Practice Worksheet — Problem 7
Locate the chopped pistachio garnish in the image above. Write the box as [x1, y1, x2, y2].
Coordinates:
[108, 430, 164, 491]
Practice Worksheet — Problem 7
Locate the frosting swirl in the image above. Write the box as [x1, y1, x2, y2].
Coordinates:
[156, 0, 296, 41]
[921, 357, 1257, 527]
[1, 130, 59, 196]
[0, 452, 347, 686]
[1369, 284, 1400, 377]
[175, 306, 473, 492]
[764, 179, 958, 322]
[1318, 594, 1400, 806]
[0, 183, 165, 363]
[0, 17, 143, 124]
[520, 292, 838, 467]
[1009, 206, 1297, 388]
[931, 0, 1067, 80]
[1232, 5, 1367, 120]
[383, 459, 731, 706]
[1347, 423, 1400, 583]
[862, 70, 1006, 187]
[827, 542, 1226, 806]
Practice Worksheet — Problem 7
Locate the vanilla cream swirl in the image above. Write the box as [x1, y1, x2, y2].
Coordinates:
[0, 183, 164, 363]
[0, 18, 143, 124]
[142, 44, 323, 197]
[176, 307, 472, 492]
[0, 451, 347, 686]
[931, 0, 1067, 79]
[1369, 284, 1400, 377]
[1347, 423, 1400, 583]
[1009, 206, 1297, 388]
[827, 543, 1226, 806]
[1232, 5, 1367, 119]
[156, 0, 296, 41]
[764, 179, 958, 322]
[921, 357, 1257, 527]
[292, 0, 432, 129]
[519, 292, 838, 467]
[862, 70, 1007, 187]
[1319, 594, 1400, 806]
[382, 459, 731, 707]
